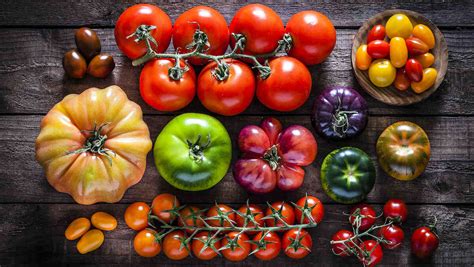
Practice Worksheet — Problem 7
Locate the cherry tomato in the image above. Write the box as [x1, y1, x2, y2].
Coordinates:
[265, 201, 295, 227]
[411, 68, 438, 94]
[406, 37, 429, 56]
[91, 212, 117, 231]
[349, 204, 377, 231]
[191, 231, 221, 260]
[87, 53, 115, 78]
[367, 40, 390, 59]
[356, 44, 372, 70]
[163, 230, 190, 260]
[65, 217, 91, 240]
[178, 206, 204, 234]
[172, 6, 229, 65]
[282, 229, 312, 259]
[229, 4, 284, 55]
[331, 230, 356, 257]
[63, 49, 87, 79]
[405, 58, 423, 82]
[77, 229, 104, 254]
[390, 37, 408, 68]
[368, 59, 396, 87]
[125, 202, 150, 231]
[251, 231, 281, 260]
[257, 56, 312, 111]
[394, 68, 411, 91]
[386, 13, 413, 39]
[197, 59, 255, 116]
[286, 10, 336, 65]
[412, 24, 435, 49]
[367, 24, 386, 43]
[114, 4, 172, 59]
[411, 226, 439, 259]
[151, 193, 180, 223]
[383, 199, 408, 223]
[206, 204, 236, 227]
[378, 225, 404, 249]
[295, 195, 324, 224]
[133, 229, 161, 257]
[415, 52, 435, 68]
[358, 240, 383, 267]
[140, 59, 196, 112]
[221, 232, 251, 261]
[236, 204, 264, 232]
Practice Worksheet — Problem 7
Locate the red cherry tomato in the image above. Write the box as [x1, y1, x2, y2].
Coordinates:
[331, 230, 356, 257]
[367, 40, 390, 59]
[367, 24, 386, 43]
[383, 199, 408, 223]
[115, 4, 172, 59]
[265, 201, 295, 227]
[349, 204, 376, 231]
[282, 229, 312, 259]
[235, 204, 264, 230]
[394, 68, 411, 91]
[411, 226, 439, 259]
[286, 10, 336, 65]
[406, 37, 429, 56]
[378, 225, 405, 249]
[294, 195, 324, 224]
[358, 240, 383, 267]
[221, 232, 251, 261]
[191, 231, 221, 260]
[405, 58, 424, 82]
[251, 231, 281, 260]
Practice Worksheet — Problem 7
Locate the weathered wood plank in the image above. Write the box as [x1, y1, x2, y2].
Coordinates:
[0, 115, 472, 204]
[0, 28, 473, 116]
[0, 203, 472, 266]
[0, 0, 473, 27]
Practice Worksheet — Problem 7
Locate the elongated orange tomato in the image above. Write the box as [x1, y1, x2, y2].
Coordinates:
[35, 86, 152, 205]
[411, 68, 438, 94]
[415, 53, 435, 68]
[77, 229, 105, 254]
[390, 37, 408, 68]
[65, 217, 91, 240]
[91, 212, 117, 231]
[412, 24, 435, 49]
[356, 45, 372, 70]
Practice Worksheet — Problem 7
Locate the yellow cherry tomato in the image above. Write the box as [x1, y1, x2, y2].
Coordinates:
[411, 68, 438, 93]
[91, 212, 117, 231]
[369, 59, 396, 87]
[415, 52, 435, 68]
[77, 229, 105, 254]
[65, 217, 91, 241]
[386, 14, 413, 39]
[389, 37, 408, 68]
[412, 24, 435, 49]
[356, 44, 372, 70]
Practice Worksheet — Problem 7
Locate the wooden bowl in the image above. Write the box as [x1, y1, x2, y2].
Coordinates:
[352, 9, 448, 106]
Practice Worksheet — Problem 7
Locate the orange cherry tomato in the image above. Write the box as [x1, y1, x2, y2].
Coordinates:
[356, 45, 372, 70]
[163, 230, 190, 260]
[411, 68, 438, 94]
[191, 231, 222, 260]
[152, 193, 180, 223]
[394, 68, 411, 91]
[125, 202, 150, 231]
[206, 204, 236, 227]
[91, 212, 117, 231]
[65, 217, 91, 240]
[221, 232, 251, 261]
[367, 24, 386, 43]
[412, 24, 435, 49]
[178, 206, 204, 234]
[415, 53, 435, 68]
[133, 229, 161, 257]
[389, 37, 408, 68]
[406, 37, 429, 56]
[77, 229, 104, 254]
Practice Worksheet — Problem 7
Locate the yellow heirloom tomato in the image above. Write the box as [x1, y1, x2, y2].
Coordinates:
[356, 45, 372, 70]
[411, 68, 438, 94]
[412, 24, 435, 49]
[65, 217, 91, 240]
[35, 86, 152, 205]
[390, 37, 408, 68]
[369, 59, 396, 87]
[386, 14, 413, 39]
[77, 229, 105, 254]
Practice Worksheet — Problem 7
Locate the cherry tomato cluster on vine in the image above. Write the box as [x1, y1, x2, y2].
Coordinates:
[356, 13, 438, 93]
[124, 193, 324, 261]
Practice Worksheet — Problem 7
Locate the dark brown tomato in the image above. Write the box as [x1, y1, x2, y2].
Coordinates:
[75, 27, 101, 61]
[87, 53, 115, 78]
[63, 49, 87, 79]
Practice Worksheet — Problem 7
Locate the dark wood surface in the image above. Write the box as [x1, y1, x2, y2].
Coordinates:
[0, 1, 473, 266]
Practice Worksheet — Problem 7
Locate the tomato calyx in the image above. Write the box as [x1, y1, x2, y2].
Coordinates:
[194, 232, 222, 256]
[262, 145, 281, 171]
[262, 201, 291, 227]
[205, 202, 236, 227]
[234, 201, 263, 229]
[68, 123, 116, 165]
[220, 234, 243, 251]
[126, 24, 158, 47]
[284, 229, 311, 253]
[292, 195, 319, 225]
[186, 134, 211, 163]
[248, 231, 278, 255]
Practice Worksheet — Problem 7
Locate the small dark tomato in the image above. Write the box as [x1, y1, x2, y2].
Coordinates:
[63, 49, 87, 79]
[75, 27, 101, 61]
[87, 53, 115, 78]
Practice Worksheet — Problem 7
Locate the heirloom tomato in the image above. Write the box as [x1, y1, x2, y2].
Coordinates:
[367, 24, 386, 43]
[368, 59, 396, 87]
[65, 217, 91, 240]
[349, 204, 376, 231]
[77, 229, 104, 254]
[163, 230, 190, 260]
[295, 195, 324, 224]
[114, 4, 172, 59]
[405, 58, 423, 82]
[406, 37, 429, 56]
[356, 45, 372, 70]
[384, 199, 408, 223]
[133, 229, 161, 257]
[390, 37, 408, 68]
[221, 232, 251, 261]
[411, 68, 437, 94]
[394, 68, 411, 91]
[415, 52, 435, 68]
[35, 86, 152, 205]
[331, 230, 356, 257]
[386, 13, 413, 39]
[151, 193, 180, 223]
[265, 201, 295, 227]
[367, 40, 390, 59]
[358, 240, 383, 267]
[125, 202, 150, 231]
[411, 226, 439, 259]
[379, 225, 404, 249]
[154, 113, 232, 191]
[191, 231, 221, 260]
[251, 231, 281, 260]
[91, 211, 117, 231]
[412, 24, 435, 49]
[282, 229, 312, 259]
[376, 121, 430, 181]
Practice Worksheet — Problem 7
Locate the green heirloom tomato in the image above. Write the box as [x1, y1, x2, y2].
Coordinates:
[320, 147, 376, 204]
[154, 113, 232, 191]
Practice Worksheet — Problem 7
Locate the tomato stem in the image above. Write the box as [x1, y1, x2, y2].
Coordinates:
[262, 145, 281, 171]
[332, 97, 358, 138]
[67, 123, 115, 165]
[186, 134, 211, 163]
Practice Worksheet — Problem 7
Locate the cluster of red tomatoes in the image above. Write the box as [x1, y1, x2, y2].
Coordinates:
[114, 4, 336, 115]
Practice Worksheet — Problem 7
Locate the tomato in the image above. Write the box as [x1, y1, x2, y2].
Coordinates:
[286, 10, 336, 65]
[411, 68, 437, 94]
[236, 204, 264, 230]
[295, 195, 324, 224]
[172, 6, 229, 65]
[367, 24, 386, 43]
[386, 14, 413, 39]
[163, 230, 190, 260]
[349, 204, 376, 231]
[65, 217, 91, 240]
[390, 37, 408, 68]
[197, 59, 255, 116]
[368, 59, 396, 87]
[256, 56, 312, 111]
[405, 58, 423, 82]
[376, 121, 431, 180]
[77, 229, 104, 254]
[87, 53, 115, 78]
[221, 232, 251, 261]
[282, 229, 312, 259]
[114, 4, 172, 59]
[63, 49, 87, 79]
[178, 206, 205, 233]
[191, 231, 221, 260]
[154, 113, 232, 191]
[91, 212, 117, 231]
[379, 225, 404, 249]
[383, 199, 408, 223]
[358, 240, 383, 267]
[331, 230, 356, 257]
[412, 24, 435, 49]
[140, 59, 196, 112]
[406, 37, 429, 56]
[75, 27, 101, 61]
[251, 231, 281, 260]
[415, 52, 435, 68]
[356, 45, 372, 70]
[229, 4, 284, 55]
[394, 68, 411, 91]
[35, 86, 152, 205]
[367, 40, 390, 59]
[206, 204, 235, 227]
[265, 201, 295, 227]
[125, 202, 150, 231]
[134, 229, 161, 257]
[152, 193, 180, 223]
[411, 226, 439, 259]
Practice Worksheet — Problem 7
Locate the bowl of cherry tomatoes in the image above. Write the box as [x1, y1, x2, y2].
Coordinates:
[352, 9, 448, 106]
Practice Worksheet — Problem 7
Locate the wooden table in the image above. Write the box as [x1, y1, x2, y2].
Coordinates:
[0, 1, 473, 266]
